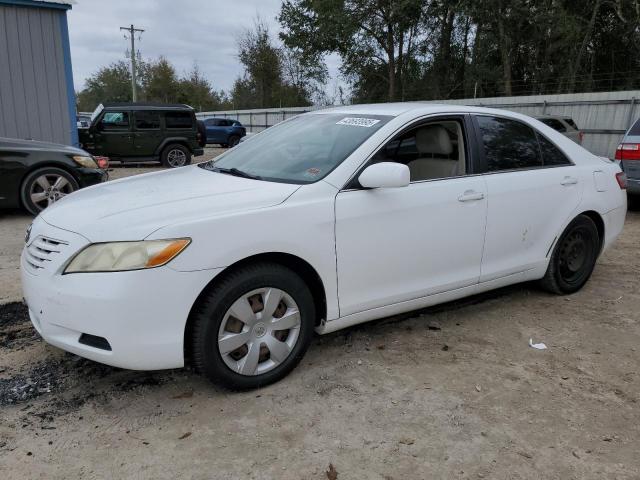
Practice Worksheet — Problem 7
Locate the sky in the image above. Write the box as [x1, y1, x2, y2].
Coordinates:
[67, 0, 342, 95]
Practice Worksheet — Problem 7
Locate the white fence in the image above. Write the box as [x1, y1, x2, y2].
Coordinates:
[198, 90, 640, 158]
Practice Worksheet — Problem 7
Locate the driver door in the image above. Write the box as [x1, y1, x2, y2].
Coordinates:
[334, 116, 488, 316]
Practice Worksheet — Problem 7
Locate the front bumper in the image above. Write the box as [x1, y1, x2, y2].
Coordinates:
[76, 167, 108, 188]
[21, 220, 220, 370]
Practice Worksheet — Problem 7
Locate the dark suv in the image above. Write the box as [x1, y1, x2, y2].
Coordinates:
[79, 103, 204, 168]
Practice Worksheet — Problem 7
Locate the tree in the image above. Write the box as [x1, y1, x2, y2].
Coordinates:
[279, 0, 427, 102]
[177, 63, 227, 111]
[140, 56, 180, 103]
[76, 61, 134, 111]
[230, 20, 324, 108]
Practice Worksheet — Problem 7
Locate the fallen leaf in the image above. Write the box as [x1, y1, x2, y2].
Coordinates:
[475, 385, 482, 392]
[326, 463, 338, 480]
[178, 432, 192, 440]
[399, 437, 415, 445]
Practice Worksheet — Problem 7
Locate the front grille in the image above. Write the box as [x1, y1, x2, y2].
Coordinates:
[25, 236, 69, 272]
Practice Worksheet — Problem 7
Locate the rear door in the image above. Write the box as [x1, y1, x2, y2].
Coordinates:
[95, 111, 133, 157]
[133, 110, 162, 156]
[473, 115, 583, 282]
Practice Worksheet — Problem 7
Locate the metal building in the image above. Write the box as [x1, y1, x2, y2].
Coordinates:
[0, 0, 77, 146]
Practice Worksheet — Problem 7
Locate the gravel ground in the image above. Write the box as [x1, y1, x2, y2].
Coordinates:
[0, 159, 639, 478]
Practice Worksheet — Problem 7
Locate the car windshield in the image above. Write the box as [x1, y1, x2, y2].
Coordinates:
[91, 104, 104, 123]
[199, 113, 392, 183]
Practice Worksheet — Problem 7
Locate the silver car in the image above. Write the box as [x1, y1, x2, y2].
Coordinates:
[615, 117, 640, 196]
[536, 116, 584, 144]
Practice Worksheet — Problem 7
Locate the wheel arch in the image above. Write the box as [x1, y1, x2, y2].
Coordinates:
[155, 138, 193, 155]
[183, 251, 328, 362]
[579, 210, 605, 253]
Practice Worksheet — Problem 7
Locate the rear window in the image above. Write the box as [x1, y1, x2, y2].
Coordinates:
[135, 111, 161, 129]
[536, 133, 572, 166]
[564, 118, 578, 129]
[629, 118, 640, 136]
[165, 111, 193, 129]
[476, 116, 542, 171]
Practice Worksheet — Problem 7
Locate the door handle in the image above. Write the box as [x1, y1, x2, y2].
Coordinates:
[458, 190, 485, 202]
[560, 176, 578, 186]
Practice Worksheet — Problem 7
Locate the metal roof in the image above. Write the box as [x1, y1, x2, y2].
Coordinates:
[0, 0, 74, 9]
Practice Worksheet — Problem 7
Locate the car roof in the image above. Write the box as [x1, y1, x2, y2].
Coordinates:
[310, 102, 535, 120]
[102, 102, 194, 111]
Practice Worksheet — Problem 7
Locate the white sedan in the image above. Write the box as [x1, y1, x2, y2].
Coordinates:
[21, 104, 627, 389]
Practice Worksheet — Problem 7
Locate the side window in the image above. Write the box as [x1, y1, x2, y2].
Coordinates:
[370, 120, 466, 182]
[629, 117, 640, 136]
[135, 111, 160, 130]
[540, 118, 566, 132]
[100, 111, 129, 130]
[536, 133, 572, 166]
[476, 116, 542, 172]
[165, 111, 193, 129]
[205, 118, 220, 126]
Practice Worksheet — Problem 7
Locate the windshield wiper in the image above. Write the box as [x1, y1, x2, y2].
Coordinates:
[214, 167, 262, 180]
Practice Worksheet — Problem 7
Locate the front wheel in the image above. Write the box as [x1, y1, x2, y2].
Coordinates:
[191, 263, 315, 389]
[539, 215, 600, 294]
[228, 135, 240, 147]
[161, 144, 191, 168]
[20, 167, 79, 215]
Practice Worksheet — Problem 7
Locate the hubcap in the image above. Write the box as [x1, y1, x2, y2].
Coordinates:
[218, 287, 301, 376]
[167, 148, 187, 167]
[29, 174, 74, 211]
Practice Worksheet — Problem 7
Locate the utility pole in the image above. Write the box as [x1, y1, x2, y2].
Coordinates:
[120, 24, 144, 102]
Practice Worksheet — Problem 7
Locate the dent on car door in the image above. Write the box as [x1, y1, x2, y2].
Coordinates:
[334, 116, 488, 316]
[473, 115, 583, 282]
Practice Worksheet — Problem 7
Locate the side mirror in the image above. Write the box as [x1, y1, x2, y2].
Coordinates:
[358, 162, 410, 189]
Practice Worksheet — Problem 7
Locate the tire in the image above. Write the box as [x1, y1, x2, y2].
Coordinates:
[228, 135, 240, 148]
[161, 144, 191, 168]
[20, 167, 79, 215]
[539, 215, 600, 295]
[191, 263, 315, 390]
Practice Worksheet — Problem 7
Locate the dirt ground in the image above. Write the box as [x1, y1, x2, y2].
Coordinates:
[1, 157, 639, 478]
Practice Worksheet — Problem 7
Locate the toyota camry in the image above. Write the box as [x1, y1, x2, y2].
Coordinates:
[21, 104, 627, 389]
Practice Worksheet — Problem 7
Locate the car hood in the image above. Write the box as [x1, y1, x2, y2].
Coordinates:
[40, 166, 301, 241]
[0, 137, 88, 155]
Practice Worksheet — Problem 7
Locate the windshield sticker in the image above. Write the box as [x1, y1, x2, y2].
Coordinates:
[305, 167, 321, 177]
[336, 117, 381, 128]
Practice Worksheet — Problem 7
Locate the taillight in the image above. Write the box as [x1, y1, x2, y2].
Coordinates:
[616, 172, 627, 189]
[95, 156, 109, 169]
[615, 143, 640, 160]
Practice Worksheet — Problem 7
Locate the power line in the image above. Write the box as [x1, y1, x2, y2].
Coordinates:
[120, 24, 145, 102]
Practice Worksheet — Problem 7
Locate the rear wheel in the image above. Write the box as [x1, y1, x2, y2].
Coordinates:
[228, 135, 240, 147]
[539, 215, 600, 294]
[191, 263, 315, 389]
[20, 167, 79, 215]
[161, 144, 191, 168]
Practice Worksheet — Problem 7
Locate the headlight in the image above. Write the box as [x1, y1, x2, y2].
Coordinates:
[64, 239, 191, 273]
[72, 155, 98, 168]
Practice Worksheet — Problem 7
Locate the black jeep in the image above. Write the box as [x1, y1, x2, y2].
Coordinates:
[79, 103, 205, 168]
